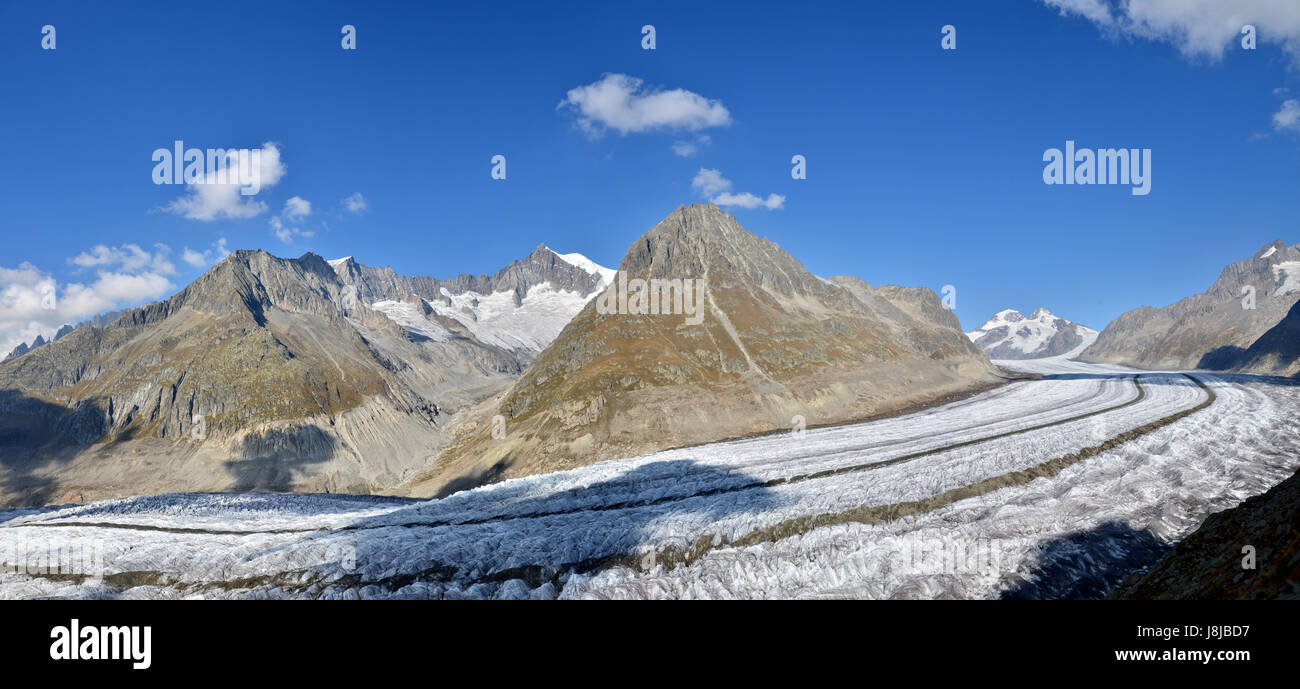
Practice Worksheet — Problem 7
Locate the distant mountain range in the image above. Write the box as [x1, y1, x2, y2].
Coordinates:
[966, 308, 1097, 360]
[0, 206, 997, 507]
[0, 244, 611, 506]
[8, 208, 1298, 510]
[329, 245, 613, 359]
[5, 316, 120, 362]
[1081, 239, 1300, 375]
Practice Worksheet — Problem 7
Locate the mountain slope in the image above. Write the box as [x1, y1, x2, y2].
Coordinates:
[409, 204, 998, 495]
[966, 308, 1098, 360]
[0, 245, 610, 507]
[1112, 466, 1300, 600]
[1081, 240, 1300, 373]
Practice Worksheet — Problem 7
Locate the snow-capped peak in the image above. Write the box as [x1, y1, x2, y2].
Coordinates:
[990, 309, 1024, 324]
[327, 256, 353, 268]
[967, 307, 1097, 360]
[549, 248, 616, 286]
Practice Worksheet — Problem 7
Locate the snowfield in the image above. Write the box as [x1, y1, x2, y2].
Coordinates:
[3, 357, 1298, 600]
[422, 283, 600, 353]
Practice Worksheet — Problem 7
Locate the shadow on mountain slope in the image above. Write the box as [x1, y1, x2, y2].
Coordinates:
[0, 390, 82, 508]
[1111, 467, 1300, 600]
[222, 426, 339, 492]
[1197, 345, 1248, 371]
[1000, 520, 1171, 600]
[433, 459, 511, 499]
[1202, 300, 1300, 375]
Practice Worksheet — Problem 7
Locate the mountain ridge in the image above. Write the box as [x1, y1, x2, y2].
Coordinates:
[408, 203, 997, 495]
[0, 244, 611, 507]
[1080, 239, 1300, 374]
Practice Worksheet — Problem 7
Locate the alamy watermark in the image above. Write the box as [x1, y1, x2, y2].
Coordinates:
[1043, 141, 1151, 196]
[1, 536, 105, 581]
[50, 619, 151, 670]
[595, 273, 706, 325]
[152, 141, 263, 195]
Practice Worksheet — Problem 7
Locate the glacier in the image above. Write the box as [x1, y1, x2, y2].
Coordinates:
[2, 357, 1297, 600]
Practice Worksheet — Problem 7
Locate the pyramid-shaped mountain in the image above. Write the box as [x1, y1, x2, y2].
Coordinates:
[413, 204, 996, 493]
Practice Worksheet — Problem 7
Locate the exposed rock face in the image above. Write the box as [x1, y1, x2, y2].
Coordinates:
[1081, 240, 1300, 373]
[967, 308, 1098, 360]
[1224, 299, 1300, 376]
[330, 244, 605, 312]
[1111, 467, 1300, 600]
[0, 247, 588, 507]
[411, 204, 998, 495]
[330, 244, 612, 360]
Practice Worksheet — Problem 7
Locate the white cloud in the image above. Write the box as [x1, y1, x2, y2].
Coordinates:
[59, 273, 173, 315]
[1040, 0, 1300, 61]
[268, 197, 318, 244]
[1041, 0, 1115, 25]
[343, 192, 368, 213]
[181, 248, 206, 268]
[71, 243, 175, 276]
[159, 143, 287, 221]
[559, 74, 731, 138]
[270, 216, 314, 244]
[691, 168, 784, 210]
[282, 196, 311, 219]
[1274, 99, 1300, 132]
[180, 238, 230, 268]
[692, 168, 732, 197]
[672, 134, 713, 158]
[711, 191, 786, 210]
[1, 246, 179, 356]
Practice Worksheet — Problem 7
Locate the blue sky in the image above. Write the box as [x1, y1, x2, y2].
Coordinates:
[2, 0, 1300, 354]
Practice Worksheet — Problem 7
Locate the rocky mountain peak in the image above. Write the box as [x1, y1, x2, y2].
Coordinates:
[419, 205, 995, 493]
[623, 202, 825, 300]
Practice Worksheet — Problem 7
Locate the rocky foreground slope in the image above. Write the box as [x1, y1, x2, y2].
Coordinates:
[0, 246, 610, 507]
[1081, 240, 1300, 374]
[408, 204, 998, 495]
[1112, 466, 1300, 599]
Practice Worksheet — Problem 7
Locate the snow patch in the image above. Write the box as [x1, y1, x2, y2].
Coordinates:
[549, 249, 616, 287]
[1271, 261, 1300, 297]
[425, 282, 596, 352]
[369, 300, 451, 342]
